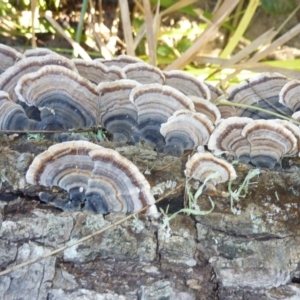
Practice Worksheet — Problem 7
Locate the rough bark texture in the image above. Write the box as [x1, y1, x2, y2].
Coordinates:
[1, 134, 300, 299]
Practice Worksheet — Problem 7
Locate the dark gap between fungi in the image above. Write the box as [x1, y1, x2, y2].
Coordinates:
[292, 277, 300, 284]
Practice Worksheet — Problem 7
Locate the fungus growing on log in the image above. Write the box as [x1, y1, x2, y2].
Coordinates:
[123, 62, 165, 85]
[96, 55, 143, 68]
[0, 91, 37, 130]
[73, 59, 125, 84]
[15, 65, 99, 130]
[26, 141, 157, 215]
[129, 83, 195, 148]
[208, 117, 253, 163]
[0, 44, 23, 73]
[164, 70, 211, 99]
[0, 55, 77, 102]
[227, 73, 292, 119]
[160, 110, 214, 156]
[189, 96, 221, 124]
[241, 120, 297, 168]
[279, 80, 300, 112]
[98, 79, 141, 143]
[185, 152, 237, 193]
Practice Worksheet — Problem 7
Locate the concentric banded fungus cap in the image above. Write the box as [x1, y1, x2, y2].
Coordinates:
[204, 81, 223, 101]
[160, 110, 214, 157]
[279, 80, 300, 112]
[0, 44, 23, 73]
[15, 65, 99, 130]
[0, 91, 37, 130]
[227, 72, 292, 119]
[292, 111, 300, 121]
[208, 117, 253, 163]
[123, 62, 165, 85]
[24, 48, 58, 57]
[26, 141, 157, 215]
[130, 83, 195, 147]
[0, 55, 77, 102]
[73, 59, 125, 84]
[96, 55, 143, 68]
[189, 96, 221, 124]
[98, 79, 141, 143]
[164, 70, 211, 100]
[217, 100, 237, 119]
[86, 146, 157, 215]
[185, 152, 237, 192]
[241, 120, 298, 168]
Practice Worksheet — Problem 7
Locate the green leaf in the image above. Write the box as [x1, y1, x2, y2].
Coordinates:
[260, 0, 296, 15]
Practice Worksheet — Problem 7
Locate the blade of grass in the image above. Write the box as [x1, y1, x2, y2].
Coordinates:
[220, 0, 260, 58]
[143, 0, 157, 65]
[119, 0, 135, 56]
[164, 0, 239, 70]
[74, 0, 89, 58]
[31, 0, 37, 48]
[44, 11, 91, 61]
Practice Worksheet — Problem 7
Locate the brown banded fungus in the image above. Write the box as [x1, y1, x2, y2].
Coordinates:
[0, 44, 23, 73]
[208, 117, 253, 163]
[279, 80, 300, 112]
[189, 96, 221, 124]
[15, 65, 99, 130]
[0, 91, 37, 130]
[98, 79, 141, 143]
[185, 152, 237, 193]
[164, 70, 211, 99]
[0, 55, 78, 103]
[227, 73, 292, 119]
[73, 59, 125, 84]
[160, 110, 214, 156]
[129, 83, 195, 148]
[26, 141, 157, 215]
[123, 62, 165, 85]
[24, 48, 58, 57]
[95, 55, 143, 68]
[241, 120, 298, 168]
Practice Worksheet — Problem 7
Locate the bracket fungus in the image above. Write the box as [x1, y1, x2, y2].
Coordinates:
[123, 62, 165, 85]
[24, 47, 58, 57]
[0, 55, 77, 102]
[279, 80, 300, 112]
[0, 91, 37, 130]
[241, 120, 298, 168]
[129, 83, 195, 147]
[227, 73, 292, 119]
[26, 141, 158, 215]
[160, 110, 214, 156]
[189, 96, 221, 124]
[73, 59, 125, 84]
[0, 44, 23, 73]
[164, 70, 211, 99]
[208, 117, 253, 163]
[95, 55, 143, 68]
[15, 65, 99, 130]
[185, 152, 237, 194]
[98, 79, 141, 143]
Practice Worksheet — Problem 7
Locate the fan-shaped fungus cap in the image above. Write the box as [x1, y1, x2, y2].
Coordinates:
[204, 81, 223, 101]
[95, 55, 143, 68]
[189, 96, 221, 124]
[23, 48, 58, 57]
[279, 80, 300, 112]
[208, 117, 253, 163]
[241, 120, 298, 168]
[15, 65, 99, 130]
[26, 141, 157, 215]
[129, 83, 195, 147]
[185, 152, 237, 193]
[73, 59, 125, 84]
[164, 70, 211, 100]
[217, 100, 237, 119]
[98, 79, 141, 143]
[0, 91, 37, 130]
[227, 73, 292, 119]
[160, 110, 214, 157]
[123, 62, 165, 85]
[0, 44, 23, 73]
[0, 55, 77, 102]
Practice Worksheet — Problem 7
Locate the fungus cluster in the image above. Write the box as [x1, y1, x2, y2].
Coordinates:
[2, 44, 300, 214]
